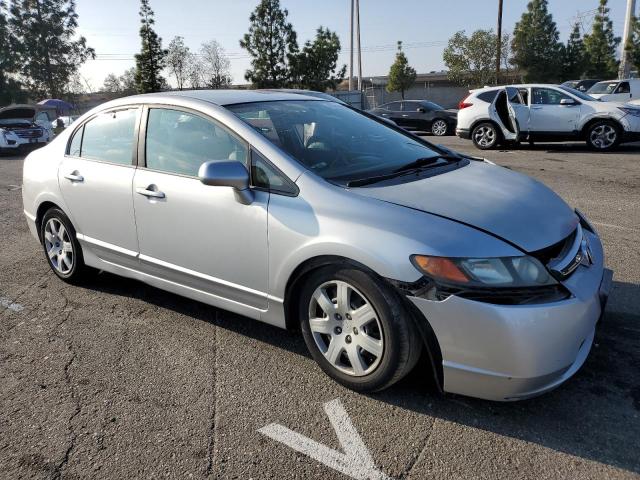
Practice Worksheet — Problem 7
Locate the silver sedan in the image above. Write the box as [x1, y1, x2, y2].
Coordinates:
[22, 90, 613, 401]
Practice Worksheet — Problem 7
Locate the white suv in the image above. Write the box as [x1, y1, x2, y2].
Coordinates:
[456, 84, 640, 151]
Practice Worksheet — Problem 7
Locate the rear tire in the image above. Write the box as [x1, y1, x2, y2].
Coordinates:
[585, 120, 621, 152]
[40, 208, 89, 283]
[431, 119, 449, 136]
[472, 122, 500, 150]
[299, 266, 422, 392]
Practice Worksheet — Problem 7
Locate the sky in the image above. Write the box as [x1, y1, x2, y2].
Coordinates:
[75, 0, 630, 91]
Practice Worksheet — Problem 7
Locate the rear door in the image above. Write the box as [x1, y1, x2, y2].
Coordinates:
[489, 87, 526, 141]
[383, 102, 407, 127]
[58, 107, 141, 267]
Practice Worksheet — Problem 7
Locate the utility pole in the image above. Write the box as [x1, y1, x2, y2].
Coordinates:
[496, 0, 503, 85]
[356, 0, 362, 90]
[349, 0, 354, 91]
[619, 0, 636, 79]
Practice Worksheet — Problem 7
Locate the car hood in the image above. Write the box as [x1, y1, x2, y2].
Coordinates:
[0, 105, 36, 121]
[352, 161, 578, 253]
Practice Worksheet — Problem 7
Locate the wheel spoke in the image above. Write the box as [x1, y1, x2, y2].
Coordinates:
[346, 345, 366, 376]
[324, 338, 343, 364]
[357, 333, 383, 358]
[61, 254, 72, 270]
[350, 303, 374, 328]
[57, 224, 67, 241]
[44, 231, 55, 243]
[314, 289, 335, 316]
[47, 245, 57, 260]
[336, 283, 350, 310]
[49, 221, 58, 236]
[62, 242, 73, 253]
[309, 317, 332, 335]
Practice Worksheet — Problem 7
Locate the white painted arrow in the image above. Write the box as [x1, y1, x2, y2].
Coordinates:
[259, 398, 390, 480]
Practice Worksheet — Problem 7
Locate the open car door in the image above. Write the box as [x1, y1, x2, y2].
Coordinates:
[489, 86, 528, 141]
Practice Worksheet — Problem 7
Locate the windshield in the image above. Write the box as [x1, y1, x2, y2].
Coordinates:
[558, 85, 595, 101]
[226, 100, 450, 183]
[423, 101, 444, 110]
[587, 81, 618, 94]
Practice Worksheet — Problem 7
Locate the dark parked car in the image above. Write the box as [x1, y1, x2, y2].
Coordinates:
[367, 100, 457, 136]
[561, 79, 601, 93]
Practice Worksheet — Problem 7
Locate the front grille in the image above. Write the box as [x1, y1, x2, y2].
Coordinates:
[434, 284, 570, 305]
[530, 228, 577, 266]
[14, 128, 43, 139]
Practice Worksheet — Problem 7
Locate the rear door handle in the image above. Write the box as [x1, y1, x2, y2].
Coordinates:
[401, 114, 409, 117]
[136, 186, 165, 199]
[64, 172, 84, 182]
[531, 106, 543, 110]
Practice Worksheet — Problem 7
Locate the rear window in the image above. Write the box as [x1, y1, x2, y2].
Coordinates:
[476, 90, 498, 103]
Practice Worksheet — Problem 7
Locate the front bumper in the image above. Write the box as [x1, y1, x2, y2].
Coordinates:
[409, 229, 611, 401]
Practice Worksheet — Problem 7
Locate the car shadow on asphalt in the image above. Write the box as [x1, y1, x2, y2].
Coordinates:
[501, 142, 640, 155]
[78, 272, 640, 474]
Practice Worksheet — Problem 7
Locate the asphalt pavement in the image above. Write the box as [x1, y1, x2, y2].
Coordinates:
[1, 136, 639, 479]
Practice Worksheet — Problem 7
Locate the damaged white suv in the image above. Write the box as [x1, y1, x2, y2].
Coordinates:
[0, 105, 54, 154]
[456, 84, 640, 151]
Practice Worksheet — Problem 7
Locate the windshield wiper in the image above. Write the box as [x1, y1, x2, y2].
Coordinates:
[392, 155, 459, 173]
[347, 155, 460, 188]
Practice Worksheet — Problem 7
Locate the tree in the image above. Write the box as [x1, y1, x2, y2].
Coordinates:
[629, 16, 640, 73]
[200, 40, 232, 89]
[443, 30, 497, 87]
[561, 23, 587, 80]
[134, 0, 167, 93]
[583, 0, 620, 79]
[290, 27, 346, 91]
[240, 0, 298, 88]
[510, 0, 562, 82]
[186, 57, 205, 89]
[120, 67, 137, 93]
[386, 41, 416, 99]
[0, 0, 24, 105]
[8, 0, 94, 98]
[166, 36, 190, 90]
[101, 73, 122, 93]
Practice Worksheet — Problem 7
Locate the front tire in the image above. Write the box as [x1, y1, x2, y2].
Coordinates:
[472, 122, 500, 150]
[299, 266, 422, 392]
[431, 119, 449, 136]
[585, 120, 621, 152]
[40, 208, 88, 283]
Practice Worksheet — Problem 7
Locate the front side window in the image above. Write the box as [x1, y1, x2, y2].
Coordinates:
[251, 150, 297, 195]
[145, 108, 248, 177]
[227, 100, 453, 185]
[616, 82, 630, 94]
[588, 81, 618, 94]
[531, 88, 572, 105]
[384, 102, 402, 111]
[79, 108, 139, 165]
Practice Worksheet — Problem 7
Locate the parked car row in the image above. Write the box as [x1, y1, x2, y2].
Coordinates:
[0, 105, 54, 154]
[456, 83, 640, 151]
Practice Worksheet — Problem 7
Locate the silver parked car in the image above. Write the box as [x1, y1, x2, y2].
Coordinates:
[23, 90, 612, 401]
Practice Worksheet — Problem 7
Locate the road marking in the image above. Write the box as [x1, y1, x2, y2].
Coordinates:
[0, 296, 24, 312]
[259, 399, 389, 480]
[8, 185, 21, 191]
[592, 221, 636, 232]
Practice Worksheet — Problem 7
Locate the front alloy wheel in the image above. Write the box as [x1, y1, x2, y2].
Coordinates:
[308, 280, 384, 376]
[40, 208, 89, 282]
[299, 266, 422, 392]
[587, 122, 620, 151]
[431, 119, 448, 136]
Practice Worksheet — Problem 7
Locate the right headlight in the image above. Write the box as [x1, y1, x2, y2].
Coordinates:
[411, 254, 557, 288]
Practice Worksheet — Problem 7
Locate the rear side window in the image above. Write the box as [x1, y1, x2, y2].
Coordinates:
[384, 102, 402, 111]
[477, 90, 498, 103]
[145, 108, 248, 177]
[616, 82, 630, 94]
[79, 109, 140, 165]
[69, 127, 83, 156]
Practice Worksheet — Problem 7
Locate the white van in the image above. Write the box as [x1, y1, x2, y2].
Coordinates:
[587, 79, 640, 102]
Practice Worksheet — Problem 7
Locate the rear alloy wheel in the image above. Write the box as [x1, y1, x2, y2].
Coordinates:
[586, 121, 620, 152]
[431, 119, 448, 136]
[40, 208, 89, 283]
[472, 122, 499, 150]
[299, 266, 422, 392]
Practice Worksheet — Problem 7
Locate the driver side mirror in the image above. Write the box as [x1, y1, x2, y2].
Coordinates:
[417, 107, 426, 113]
[198, 160, 254, 205]
[560, 98, 578, 106]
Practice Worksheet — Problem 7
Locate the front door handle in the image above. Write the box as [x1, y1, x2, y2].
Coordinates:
[64, 171, 84, 182]
[401, 114, 409, 117]
[136, 186, 165, 199]
[531, 106, 543, 110]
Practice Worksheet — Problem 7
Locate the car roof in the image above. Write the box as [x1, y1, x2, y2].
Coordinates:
[470, 83, 574, 94]
[140, 89, 325, 106]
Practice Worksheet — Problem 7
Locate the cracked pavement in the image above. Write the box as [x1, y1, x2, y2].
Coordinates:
[1, 137, 639, 479]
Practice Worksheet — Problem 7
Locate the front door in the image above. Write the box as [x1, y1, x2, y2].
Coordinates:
[132, 107, 269, 310]
[58, 107, 141, 266]
[529, 87, 581, 133]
